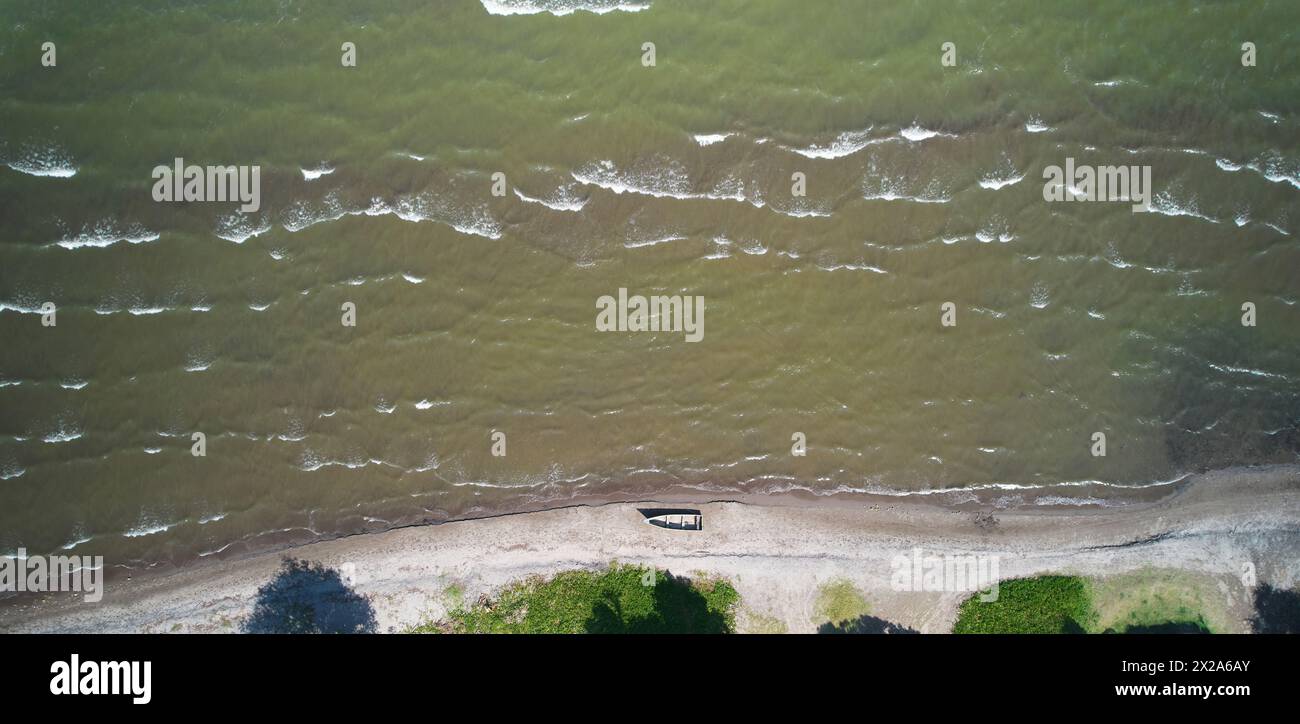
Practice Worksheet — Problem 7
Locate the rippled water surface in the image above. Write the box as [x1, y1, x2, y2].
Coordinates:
[1, 0, 1297, 568]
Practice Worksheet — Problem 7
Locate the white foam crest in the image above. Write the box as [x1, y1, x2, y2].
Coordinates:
[124, 518, 179, 538]
[1146, 190, 1220, 224]
[1208, 363, 1289, 381]
[215, 212, 272, 243]
[1215, 153, 1299, 189]
[480, 0, 650, 16]
[1249, 153, 1300, 189]
[42, 424, 84, 444]
[692, 133, 732, 146]
[0, 301, 46, 315]
[5, 143, 77, 177]
[184, 350, 213, 372]
[899, 124, 955, 142]
[979, 157, 1026, 190]
[54, 219, 159, 250]
[513, 185, 588, 212]
[788, 128, 884, 159]
[863, 176, 952, 204]
[281, 193, 502, 240]
[572, 158, 692, 199]
[624, 233, 685, 249]
[1029, 281, 1050, 309]
[1024, 116, 1053, 133]
[817, 262, 888, 274]
[301, 165, 335, 181]
[972, 215, 1008, 244]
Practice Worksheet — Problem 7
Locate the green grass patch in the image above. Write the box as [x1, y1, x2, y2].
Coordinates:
[1088, 569, 1225, 633]
[740, 609, 788, 634]
[410, 563, 739, 634]
[953, 571, 1226, 634]
[814, 579, 870, 627]
[953, 575, 1094, 633]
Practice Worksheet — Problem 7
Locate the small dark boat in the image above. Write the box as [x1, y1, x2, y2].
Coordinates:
[643, 511, 702, 531]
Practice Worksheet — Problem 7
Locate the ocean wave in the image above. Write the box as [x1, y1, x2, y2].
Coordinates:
[513, 184, 588, 212]
[702, 236, 733, 260]
[480, 0, 650, 16]
[899, 124, 955, 142]
[215, 212, 272, 243]
[5, 143, 77, 177]
[1146, 190, 1220, 224]
[281, 192, 502, 240]
[692, 132, 732, 146]
[817, 261, 888, 274]
[772, 202, 832, 218]
[572, 159, 767, 211]
[299, 450, 417, 473]
[54, 219, 160, 250]
[787, 128, 885, 159]
[1025, 116, 1053, 133]
[736, 472, 1189, 499]
[184, 351, 213, 372]
[976, 216, 1015, 243]
[42, 426, 84, 444]
[979, 156, 1026, 190]
[1214, 152, 1299, 189]
[624, 233, 686, 249]
[862, 173, 951, 204]
[301, 165, 334, 181]
[1029, 282, 1050, 308]
[123, 518, 180, 538]
[1207, 363, 1289, 381]
[60, 533, 94, 550]
[0, 301, 47, 315]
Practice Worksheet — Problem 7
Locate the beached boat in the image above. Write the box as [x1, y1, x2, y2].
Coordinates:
[644, 512, 702, 531]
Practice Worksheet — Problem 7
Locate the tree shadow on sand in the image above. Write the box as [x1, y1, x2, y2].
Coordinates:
[818, 615, 919, 634]
[242, 558, 377, 634]
[1250, 584, 1300, 634]
[583, 572, 731, 634]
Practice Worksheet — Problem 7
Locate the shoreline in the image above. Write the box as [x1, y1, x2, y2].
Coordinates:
[2, 464, 1298, 633]
[62, 465, 1196, 579]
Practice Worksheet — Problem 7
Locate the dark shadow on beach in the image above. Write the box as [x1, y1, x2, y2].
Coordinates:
[242, 558, 377, 634]
[583, 571, 729, 634]
[1250, 584, 1300, 634]
[818, 615, 919, 634]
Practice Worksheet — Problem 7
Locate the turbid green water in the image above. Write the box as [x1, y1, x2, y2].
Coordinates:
[0, 0, 1297, 570]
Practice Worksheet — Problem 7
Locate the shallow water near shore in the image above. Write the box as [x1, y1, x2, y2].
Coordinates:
[0, 0, 1298, 571]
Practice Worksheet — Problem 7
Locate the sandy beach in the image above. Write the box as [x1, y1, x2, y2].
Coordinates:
[2, 464, 1298, 634]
